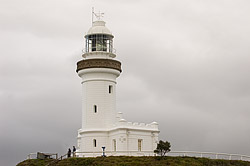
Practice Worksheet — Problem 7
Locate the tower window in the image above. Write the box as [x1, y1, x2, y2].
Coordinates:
[138, 139, 142, 151]
[109, 85, 113, 94]
[93, 139, 97, 147]
[94, 105, 97, 113]
[113, 139, 116, 151]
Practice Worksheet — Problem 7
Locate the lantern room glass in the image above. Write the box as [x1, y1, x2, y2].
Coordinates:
[85, 34, 113, 53]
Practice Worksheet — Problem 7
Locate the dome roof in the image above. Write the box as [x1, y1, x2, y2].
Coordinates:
[86, 21, 113, 36]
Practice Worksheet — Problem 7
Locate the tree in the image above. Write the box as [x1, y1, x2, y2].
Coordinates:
[154, 140, 171, 156]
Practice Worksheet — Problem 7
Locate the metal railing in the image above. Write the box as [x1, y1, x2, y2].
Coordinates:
[168, 151, 250, 161]
[74, 151, 250, 161]
[27, 152, 58, 160]
[27, 151, 250, 162]
[27, 153, 37, 159]
[82, 48, 116, 54]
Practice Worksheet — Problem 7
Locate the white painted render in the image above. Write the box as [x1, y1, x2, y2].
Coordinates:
[86, 21, 113, 36]
[78, 68, 119, 130]
[77, 20, 159, 157]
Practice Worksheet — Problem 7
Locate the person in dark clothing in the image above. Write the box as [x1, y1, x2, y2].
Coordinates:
[73, 146, 76, 157]
[67, 148, 71, 158]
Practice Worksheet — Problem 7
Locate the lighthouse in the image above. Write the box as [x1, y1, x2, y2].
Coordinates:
[76, 13, 159, 156]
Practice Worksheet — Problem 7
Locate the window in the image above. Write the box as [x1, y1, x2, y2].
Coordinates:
[109, 85, 113, 94]
[113, 139, 116, 151]
[138, 139, 142, 151]
[94, 105, 97, 113]
[85, 34, 113, 53]
[93, 139, 97, 147]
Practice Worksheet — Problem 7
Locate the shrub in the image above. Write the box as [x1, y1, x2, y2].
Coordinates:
[154, 140, 171, 157]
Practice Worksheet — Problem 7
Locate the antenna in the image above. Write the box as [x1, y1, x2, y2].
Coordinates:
[92, 7, 104, 24]
[92, 7, 94, 25]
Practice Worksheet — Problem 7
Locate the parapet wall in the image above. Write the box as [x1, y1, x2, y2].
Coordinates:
[115, 112, 159, 131]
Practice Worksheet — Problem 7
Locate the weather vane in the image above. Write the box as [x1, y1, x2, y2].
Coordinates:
[92, 7, 104, 24]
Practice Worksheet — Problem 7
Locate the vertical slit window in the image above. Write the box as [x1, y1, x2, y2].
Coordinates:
[109, 85, 113, 94]
[93, 139, 97, 147]
[138, 139, 142, 151]
[94, 105, 97, 113]
[113, 139, 116, 151]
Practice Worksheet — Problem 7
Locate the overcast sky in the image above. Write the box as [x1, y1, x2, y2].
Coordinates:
[1, 0, 250, 165]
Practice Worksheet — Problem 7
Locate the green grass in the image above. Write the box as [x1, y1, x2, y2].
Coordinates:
[17, 156, 250, 166]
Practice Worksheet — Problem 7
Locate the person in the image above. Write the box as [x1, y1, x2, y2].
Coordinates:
[67, 148, 71, 158]
[73, 146, 76, 157]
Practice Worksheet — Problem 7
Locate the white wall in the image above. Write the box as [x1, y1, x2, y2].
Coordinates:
[78, 68, 120, 130]
[78, 131, 109, 153]
[77, 65, 159, 156]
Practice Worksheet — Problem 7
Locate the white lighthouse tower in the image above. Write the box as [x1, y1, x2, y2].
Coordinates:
[76, 13, 159, 156]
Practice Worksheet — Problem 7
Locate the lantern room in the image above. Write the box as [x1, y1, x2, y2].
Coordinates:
[85, 34, 113, 53]
[84, 20, 115, 56]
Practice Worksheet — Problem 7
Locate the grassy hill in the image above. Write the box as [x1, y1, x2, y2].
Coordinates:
[17, 156, 250, 166]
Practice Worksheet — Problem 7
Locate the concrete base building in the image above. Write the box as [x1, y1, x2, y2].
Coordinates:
[76, 17, 159, 157]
